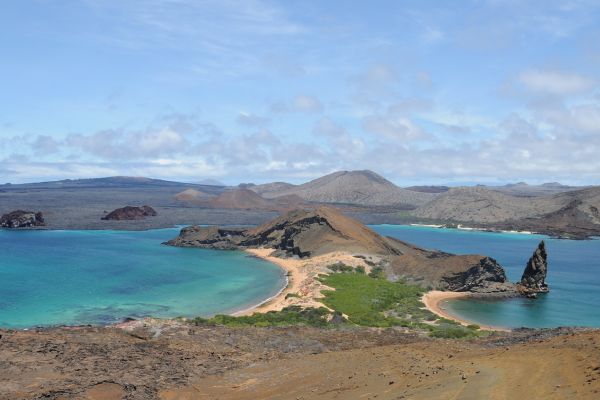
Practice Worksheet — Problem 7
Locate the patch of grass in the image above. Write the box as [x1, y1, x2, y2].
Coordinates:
[285, 292, 301, 299]
[318, 272, 427, 327]
[188, 269, 482, 338]
[191, 306, 330, 328]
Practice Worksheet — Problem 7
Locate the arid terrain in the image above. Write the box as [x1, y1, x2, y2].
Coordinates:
[2, 170, 599, 237]
[1, 323, 599, 399]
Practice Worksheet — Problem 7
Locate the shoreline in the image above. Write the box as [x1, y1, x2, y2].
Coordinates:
[232, 248, 328, 316]
[230, 249, 292, 316]
[422, 290, 511, 332]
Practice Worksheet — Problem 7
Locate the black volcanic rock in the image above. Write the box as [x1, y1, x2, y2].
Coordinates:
[101, 205, 157, 221]
[442, 257, 510, 292]
[520, 241, 549, 294]
[0, 210, 45, 228]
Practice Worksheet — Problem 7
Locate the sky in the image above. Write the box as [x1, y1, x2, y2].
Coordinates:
[1, 0, 600, 186]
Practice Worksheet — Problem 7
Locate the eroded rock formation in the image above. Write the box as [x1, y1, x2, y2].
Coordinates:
[520, 240, 549, 295]
[167, 206, 402, 257]
[442, 257, 509, 292]
[102, 205, 157, 221]
[0, 210, 45, 228]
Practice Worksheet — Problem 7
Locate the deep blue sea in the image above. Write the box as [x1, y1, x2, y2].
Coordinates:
[371, 225, 600, 328]
[0, 228, 286, 328]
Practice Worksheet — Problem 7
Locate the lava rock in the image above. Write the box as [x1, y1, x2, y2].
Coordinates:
[520, 241, 549, 293]
[0, 210, 45, 228]
[101, 205, 157, 221]
[442, 257, 509, 292]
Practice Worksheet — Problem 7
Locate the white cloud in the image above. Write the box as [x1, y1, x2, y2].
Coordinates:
[519, 70, 596, 95]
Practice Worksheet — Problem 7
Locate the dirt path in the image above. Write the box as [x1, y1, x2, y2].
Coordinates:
[160, 332, 600, 399]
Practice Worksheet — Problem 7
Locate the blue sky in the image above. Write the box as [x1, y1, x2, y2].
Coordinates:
[1, 0, 600, 185]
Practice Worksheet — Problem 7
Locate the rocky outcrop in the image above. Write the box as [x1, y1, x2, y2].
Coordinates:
[519, 241, 549, 295]
[169, 226, 246, 250]
[0, 210, 45, 228]
[102, 205, 157, 221]
[442, 257, 510, 292]
[167, 206, 403, 257]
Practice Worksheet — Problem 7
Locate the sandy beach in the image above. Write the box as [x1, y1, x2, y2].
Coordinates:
[236, 248, 377, 316]
[239, 251, 511, 332]
[422, 290, 510, 332]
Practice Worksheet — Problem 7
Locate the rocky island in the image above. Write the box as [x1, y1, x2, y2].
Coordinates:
[0, 209, 45, 228]
[167, 206, 548, 315]
[101, 205, 157, 221]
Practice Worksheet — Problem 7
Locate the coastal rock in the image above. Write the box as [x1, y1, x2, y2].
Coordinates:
[101, 205, 157, 221]
[442, 257, 509, 292]
[167, 206, 403, 257]
[520, 241, 549, 293]
[168, 206, 518, 295]
[170, 226, 246, 249]
[0, 210, 45, 228]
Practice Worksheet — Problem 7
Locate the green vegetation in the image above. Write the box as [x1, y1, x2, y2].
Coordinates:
[188, 265, 481, 338]
[368, 266, 385, 279]
[327, 262, 355, 273]
[191, 306, 330, 328]
[319, 272, 480, 338]
[318, 272, 426, 327]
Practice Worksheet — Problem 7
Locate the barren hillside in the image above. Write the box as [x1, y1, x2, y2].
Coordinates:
[263, 170, 435, 208]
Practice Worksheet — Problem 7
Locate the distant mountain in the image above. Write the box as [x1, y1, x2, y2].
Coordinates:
[174, 188, 214, 202]
[261, 170, 435, 208]
[411, 186, 554, 223]
[195, 179, 226, 186]
[0, 176, 214, 190]
[411, 186, 600, 238]
[405, 185, 450, 194]
[488, 182, 579, 197]
[241, 182, 296, 196]
[174, 187, 311, 211]
[208, 189, 274, 210]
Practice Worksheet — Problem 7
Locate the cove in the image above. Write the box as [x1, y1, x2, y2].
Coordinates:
[0, 228, 286, 329]
[372, 225, 600, 328]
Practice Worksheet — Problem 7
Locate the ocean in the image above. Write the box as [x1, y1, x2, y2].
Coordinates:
[0, 228, 286, 328]
[372, 225, 600, 328]
[2, 224, 599, 329]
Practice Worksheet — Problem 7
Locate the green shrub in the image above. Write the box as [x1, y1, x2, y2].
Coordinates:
[318, 273, 428, 327]
[368, 266, 385, 279]
[327, 262, 355, 273]
[192, 306, 331, 328]
[355, 265, 366, 274]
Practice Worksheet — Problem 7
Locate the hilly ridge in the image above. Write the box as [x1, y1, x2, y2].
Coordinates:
[261, 170, 434, 208]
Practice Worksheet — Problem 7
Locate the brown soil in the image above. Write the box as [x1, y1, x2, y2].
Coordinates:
[1, 324, 598, 399]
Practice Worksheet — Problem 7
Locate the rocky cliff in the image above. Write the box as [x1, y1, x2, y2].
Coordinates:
[0, 210, 45, 228]
[167, 206, 518, 294]
[441, 257, 510, 292]
[519, 241, 549, 295]
[167, 206, 403, 257]
[102, 205, 157, 220]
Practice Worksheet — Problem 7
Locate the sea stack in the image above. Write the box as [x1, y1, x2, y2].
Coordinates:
[0, 210, 45, 228]
[520, 241, 549, 296]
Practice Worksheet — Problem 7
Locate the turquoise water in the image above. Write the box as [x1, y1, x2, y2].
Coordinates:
[0, 228, 286, 328]
[371, 225, 600, 328]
